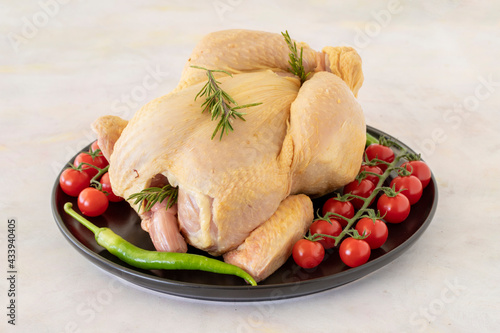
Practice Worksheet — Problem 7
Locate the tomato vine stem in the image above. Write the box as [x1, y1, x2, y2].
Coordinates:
[315, 143, 409, 246]
[77, 162, 109, 191]
[334, 148, 408, 245]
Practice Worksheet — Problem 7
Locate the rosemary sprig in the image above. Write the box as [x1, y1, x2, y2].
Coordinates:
[281, 30, 309, 83]
[191, 65, 262, 140]
[127, 184, 178, 213]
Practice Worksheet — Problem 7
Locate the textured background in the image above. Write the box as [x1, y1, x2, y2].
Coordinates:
[1, 1, 499, 332]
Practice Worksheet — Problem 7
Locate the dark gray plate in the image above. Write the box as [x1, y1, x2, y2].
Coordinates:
[51, 126, 438, 301]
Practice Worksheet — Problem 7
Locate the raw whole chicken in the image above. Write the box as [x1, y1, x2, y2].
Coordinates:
[92, 29, 366, 282]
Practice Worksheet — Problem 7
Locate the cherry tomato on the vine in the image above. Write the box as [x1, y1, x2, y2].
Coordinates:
[377, 193, 410, 223]
[309, 219, 342, 249]
[355, 218, 388, 249]
[91, 141, 108, 161]
[390, 175, 423, 205]
[74, 152, 108, 179]
[402, 160, 432, 188]
[365, 144, 395, 171]
[359, 164, 384, 185]
[59, 168, 90, 197]
[100, 172, 123, 202]
[91, 140, 101, 153]
[339, 237, 371, 268]
[292, 239, 325, 269]
[343, 179, 375, 209]
[321, 198, 355, 227]
[78, 188, 109, 217]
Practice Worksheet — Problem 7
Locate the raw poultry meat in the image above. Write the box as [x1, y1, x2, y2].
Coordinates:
[92, 29, 365, 282]
[223, 194, 313, 282]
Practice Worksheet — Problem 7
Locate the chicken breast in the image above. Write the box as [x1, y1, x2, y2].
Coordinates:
[289, 71, 366, 196]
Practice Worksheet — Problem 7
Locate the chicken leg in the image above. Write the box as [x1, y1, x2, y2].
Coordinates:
[223, 194, 313, 282]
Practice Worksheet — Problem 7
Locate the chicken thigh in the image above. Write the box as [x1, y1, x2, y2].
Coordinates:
[92, 29, 365, 282]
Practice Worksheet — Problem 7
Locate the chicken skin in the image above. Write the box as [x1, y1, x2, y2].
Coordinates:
[92, 29, 365, 282]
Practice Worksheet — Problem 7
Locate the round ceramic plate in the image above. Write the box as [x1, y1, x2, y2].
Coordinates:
[51, 126, 438, 302]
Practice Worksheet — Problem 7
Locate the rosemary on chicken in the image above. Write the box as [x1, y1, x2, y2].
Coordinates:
[127, 184, 178, 213]
[281, 30, 310, 83]
[191, 65, 262, 140]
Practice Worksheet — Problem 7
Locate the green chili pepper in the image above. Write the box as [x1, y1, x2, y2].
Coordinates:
[365, 132, 379, 146]
[63, 203, 257, 286]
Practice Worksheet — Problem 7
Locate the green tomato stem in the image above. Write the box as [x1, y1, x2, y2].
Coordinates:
[77, 162, 109, 190]
[92, 164, 109, 183]
[332, 146, 407, 246]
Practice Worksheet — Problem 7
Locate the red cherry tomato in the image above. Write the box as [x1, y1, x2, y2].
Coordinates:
[91, 140, 100, 153]
[321, 198, 355, 227]
[355, 218, 389, 249]
[339, 238, 371, 268]
[59, 168, 90, 197]
[74, 152, 108, 179]
[343, 179, 375, 209]
[78, 188, 109, 217]
[292, 239, 325, 269]
[390, 175, 423, 205]
[402, 160, 432, 188]
[100, 172, 123, 202]
[309, 219, 342, 249]
[377, 193, 410, 223]
[91, 141, 108, 161]
[365, 144, 395, 171]
[359, 164, 384, 185]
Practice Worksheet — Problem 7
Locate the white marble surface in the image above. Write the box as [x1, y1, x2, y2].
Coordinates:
[1, 0, 499, 332]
